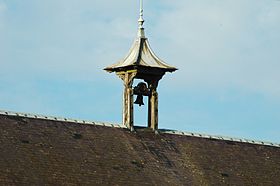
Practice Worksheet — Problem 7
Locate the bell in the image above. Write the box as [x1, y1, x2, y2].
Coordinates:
[134, 95, 144, 106]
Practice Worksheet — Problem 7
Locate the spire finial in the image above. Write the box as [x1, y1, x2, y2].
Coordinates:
[138, 0, 144, 28]
[138, 0, 145, 37]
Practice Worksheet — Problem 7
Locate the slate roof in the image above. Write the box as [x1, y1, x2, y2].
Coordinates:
[0, 111, 280, 186]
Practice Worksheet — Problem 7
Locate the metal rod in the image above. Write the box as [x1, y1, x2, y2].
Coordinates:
[140, 0, 143, 17]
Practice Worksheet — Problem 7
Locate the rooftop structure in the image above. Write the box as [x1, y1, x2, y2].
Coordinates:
[105, 0, 177, 131]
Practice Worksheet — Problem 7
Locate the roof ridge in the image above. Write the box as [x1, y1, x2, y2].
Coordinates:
[0, 110, 125, 129]
[160, 129, 280, 148]
[1, 109, 279, 148]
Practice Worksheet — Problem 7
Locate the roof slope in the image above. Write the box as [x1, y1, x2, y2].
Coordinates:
[0, 114, 280, 186]
[104, 6, 177, 73]
[104, 36, 177, 72]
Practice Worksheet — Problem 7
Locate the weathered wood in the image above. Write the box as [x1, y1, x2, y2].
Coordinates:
[119, 72, 136, 129]
[148, 95, 151, 128]
[150, 90, 158, 130]
[104, 0, 177, 131]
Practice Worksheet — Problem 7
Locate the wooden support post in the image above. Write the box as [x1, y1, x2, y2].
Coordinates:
[148, 95, 151, 128]
[147, 80, 159, 130]
[118, 71, 136, 130]
[150, 90, 158, 130]
[122, 85, 126, 126]
[127, 87, 134, 129]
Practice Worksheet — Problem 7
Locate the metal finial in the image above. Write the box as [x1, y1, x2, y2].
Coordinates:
[138, 0, 145, 38]
[138, 0, 144, 29]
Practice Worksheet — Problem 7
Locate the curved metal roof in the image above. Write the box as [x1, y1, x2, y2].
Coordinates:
[105, 0, 177, 73]
[104, 32, 177, 72]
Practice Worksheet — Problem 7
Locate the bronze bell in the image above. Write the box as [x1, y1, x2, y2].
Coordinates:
[134, 95, 144, 106]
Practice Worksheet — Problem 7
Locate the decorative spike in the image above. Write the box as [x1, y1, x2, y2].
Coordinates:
[138, 0, 145, 38]
[138, 0, 144, 28]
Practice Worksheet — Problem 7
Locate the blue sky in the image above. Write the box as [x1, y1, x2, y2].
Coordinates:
[0, 0, 280, 142]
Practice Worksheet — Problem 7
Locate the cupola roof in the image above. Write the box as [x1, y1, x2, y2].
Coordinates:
[104, 0, 177, 73]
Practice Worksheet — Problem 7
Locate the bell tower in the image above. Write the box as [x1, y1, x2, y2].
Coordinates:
[104, 0, 177, 131]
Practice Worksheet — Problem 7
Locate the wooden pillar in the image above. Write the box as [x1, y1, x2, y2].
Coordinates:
[119, 72, 136, 130]
[150, 90, 158, 130]
[122, 85, 126, 126]
[127, 87, 134, 129]
[147, 80, 159, 130]
[148, 95, 151, 128]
